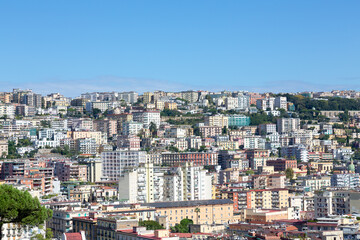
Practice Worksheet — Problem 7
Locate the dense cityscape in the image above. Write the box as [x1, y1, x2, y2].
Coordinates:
[1, 89, 360, 239]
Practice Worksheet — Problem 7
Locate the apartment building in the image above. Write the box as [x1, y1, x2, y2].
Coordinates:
[122, 121, 143, 136]
[161, 152, 218, 167]
[331, 173, 360, 189]
[314, 191, 360, 218]
[164, 102, 177, 110]
[199, 126, 222, 137]
[274, 96, 287, 110]
[252, 174, 286, 189]
[101, 150, 147, 181]
[227, 115, 250, 127]
[246, 189, 289, 209]
[144, 199, 234, 227]
[163, 163, 212, 201]
[67, 131, 102, 145]
[118, 163, 164, 203]
[94, 119, 117, 137]
[277, 118, 300, 133]
[266, 159, 297, 172]
[204, 115, 228, 128]
[117, 135, 141, 151]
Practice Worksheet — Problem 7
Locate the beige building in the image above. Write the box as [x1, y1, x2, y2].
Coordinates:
[67, 131, 102, 144]
[245, 208, 293, 223]
[165, 102, 177, 110]
[143, 92, 154, 104]
[155, 101, 165, 110]
[146, 199, 234, 227]
[204, 115, 228, 128]
[246, 189, 289, 209]
[0, 140, 8, 157]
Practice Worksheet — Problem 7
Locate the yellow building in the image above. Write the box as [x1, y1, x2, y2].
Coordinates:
[155, 101, 165, 110]
[318, 162, 333, 173]
[247, 189, 289, 209]
[165, 102, 177, 110]
[143, 92, 154, 104]
[204, 115, 228, 128]
[146, 199, 234, 227]
[67, 131, 102, 144]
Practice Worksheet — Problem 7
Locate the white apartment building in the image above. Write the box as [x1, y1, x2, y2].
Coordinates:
[142, 111, 161, 128]
[118, 163, 164, 203]
[204, 115, 228, 128]
[101, 150, 147, 181]
[39, 128, 56, 139]
[274, 96, 287, 110]
[76, 138, 97, 155]
[237, 94, 250, 110]
[51, 119, 68, 130]
[277, 118, 300, 133]
[256, 98, 275, 111]
[121, 121, 144, 135]
[164, 127, 187, 138]
[186, 137, 202, 149]
[243, 136, 266, 149]
[258, 124, 277, 135]
[0, 104, 15, 118]
[225, 97, 238, 110]
[85, 101, 110, 113]
[163, 163, 212, 202]
[181, 91, 199, 103]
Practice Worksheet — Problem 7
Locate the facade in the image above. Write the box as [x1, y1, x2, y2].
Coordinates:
[163, 163, 212, 201]
[122, 121, 144, 136]
[199, 126, 222, 138]
[266, 159, 297, 172]
[227, 115, 250, 127]
[144, 199, 234, 227]
[277, 118, 300, 133]
[314, 191, 360, 218]
[331, 173, 360, 189]
[161, 152, 218, 167]
[204, 115, 228, 128]
[274, 96, 287, 110]
[101, 150, 147, 181]
[118, 163, 164, 203]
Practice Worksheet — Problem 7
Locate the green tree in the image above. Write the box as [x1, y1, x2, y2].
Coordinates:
[0, 185, 53, 240]
[222, 126, 228, 135]
[198, 146, 207, 152]
[149, 122, 157, 137]
[171, 218, 194, 233]
[92, 108, 102, 118]
[139, 220, 164, 230]
[245, 170, 254, 176]
[31, 228, 53, 240]
[285, 168, 295, 180]
[160, 109, 182, 117]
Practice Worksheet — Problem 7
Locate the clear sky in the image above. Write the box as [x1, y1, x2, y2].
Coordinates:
[1, 0, 360, 97]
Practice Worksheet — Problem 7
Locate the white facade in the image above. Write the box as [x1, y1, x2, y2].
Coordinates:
[225, 97, 238, 110]
[163, 164, 212, 201]
[118, 163, 164, 203]
[122, 121, 144, 135]
[0, 104, 15, 118]
[101, 150, 147, 181]
[142, 111, 161, 128]
[274, 96, 287, 110]
[237, 94, 250, 110]
[277, 118, 300, 133]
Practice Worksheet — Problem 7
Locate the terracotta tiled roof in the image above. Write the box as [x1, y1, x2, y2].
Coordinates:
[64, 232, 82, 240]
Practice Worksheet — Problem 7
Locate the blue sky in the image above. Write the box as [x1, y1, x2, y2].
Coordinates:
[1, 1, 360, 97]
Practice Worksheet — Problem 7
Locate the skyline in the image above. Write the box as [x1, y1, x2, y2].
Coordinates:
[1, 1, 360, 96]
